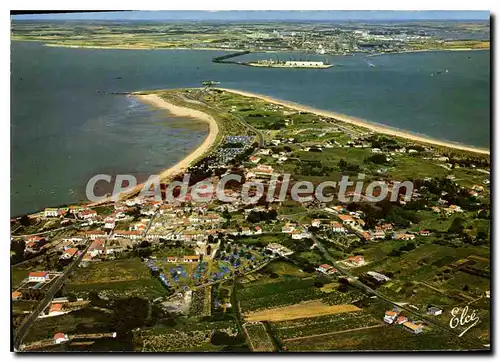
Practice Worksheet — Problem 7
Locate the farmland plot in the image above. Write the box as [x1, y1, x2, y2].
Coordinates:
[244, 322, 275, 352]
[244, 300, 360, 322]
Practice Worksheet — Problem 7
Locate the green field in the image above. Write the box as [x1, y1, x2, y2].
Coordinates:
[65, 258, 166, 299]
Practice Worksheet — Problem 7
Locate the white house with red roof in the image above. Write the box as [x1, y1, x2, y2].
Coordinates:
[29, 271, 49, 283]
[61, 248, 79, 259]
[338, 214, 356, 226]
[104, 217, 116, 230]
[384, 310, 398, 324]
[347, 255, 365, 266]
[78, 209, 97, 220]
[53, 333, 69, 344]
[84, 230, 107, 240]
[329, 222, 345, 233]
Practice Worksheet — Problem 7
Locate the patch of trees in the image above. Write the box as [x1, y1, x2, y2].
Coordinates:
[246, 209, 277, 223]
[365, 153, 390, 165]
[10, 239, 26, 264]
[448, 217, 465, 234]
[338, 159, 361, 175]
[280, 237, 314, 253]
[296, 160, 333, 176]
[210, 331, 246, 346]
[367, 135, 400, 151]
[112, 297, 150, 334]
[388, 242, 416, 257]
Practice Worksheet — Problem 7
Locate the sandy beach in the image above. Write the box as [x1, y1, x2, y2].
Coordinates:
[136, 94, 219, 179]
[217, 88, 490, 155]
[89, 93, 219, 204]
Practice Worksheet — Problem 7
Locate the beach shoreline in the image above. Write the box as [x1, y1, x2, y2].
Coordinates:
[217, 88, 490, 155]
[89, 93, 219, 204]
[135, 93, 219, 179]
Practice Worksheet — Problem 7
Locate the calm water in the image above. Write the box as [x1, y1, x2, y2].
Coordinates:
[11, 41, 490, 216]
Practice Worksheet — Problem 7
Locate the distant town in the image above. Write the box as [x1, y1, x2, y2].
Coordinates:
[12, 20, 490, 54]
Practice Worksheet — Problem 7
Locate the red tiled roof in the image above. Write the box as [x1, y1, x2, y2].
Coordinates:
[54, 333, 66, 340]
[29, 271, 48, 278]
[65, 248, 78, 256]
[50, 303, 63, 312]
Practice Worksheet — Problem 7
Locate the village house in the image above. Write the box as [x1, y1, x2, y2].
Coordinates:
[167, 256, 178, 263]
[445, 205, 464, 214]
[265, 243, 294, 257]
[396, 315, 408, 325]
[130, 221, 148, 232]
[402, 321, 423, 334]
[44, 208, 59, 218]
[183, 255, 200, 263]
[427, 306, 443, 316]
[241, 227, 253, 236]
[338, 215, 357, 227]
[361, 231, 372, 241]
[60, 248, 79, 260]
[83, 230, 107, 241]
[78, 209, 97, 220]
[316, 264, 337, 275]
[249, 155, 261, 164]
[311, 219, 321, 228]
[418, 229, 431, 236]
[258, 148, 271, 156]
[69, 205, 86, 214]
[27, 235, 45, 244]
[291, 229, 311, 240]
[367, 271, 390, 282]
[63, 236, 84, 245]
[29, 271, 49, 283]
[53, 333, 69, 344]
[329, 222, 345, 233]
[88, 240, 104, 257]
[281, 223, 296, 234]
[12, 291, 22, 301]
[48, 303, 65, 316]
[104, 217, 116, 230]
[25, 241, 38, 253]
[251, 164, 275, 179]
[371, 229, 386, 240]
[384, 310, 398, 324]
[347, 255, 365, 266]
[394, 233, 415, 241]
[113, 230, 142, 240]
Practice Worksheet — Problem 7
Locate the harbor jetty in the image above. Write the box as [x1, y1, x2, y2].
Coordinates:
[212, 51, 333, 69]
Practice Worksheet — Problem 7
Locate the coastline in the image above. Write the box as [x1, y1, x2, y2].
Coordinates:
[130, 94, 219, 193]
[14, 40, 490, 56]
[366, 48, 490, 58]
[91, 93, 219, 204]
[217, 88, 489, 155]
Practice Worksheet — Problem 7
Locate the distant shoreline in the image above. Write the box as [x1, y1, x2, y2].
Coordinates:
[217, 87, 489, 155]
[12, 39, 490, 55]
[366, 48, 490, 58]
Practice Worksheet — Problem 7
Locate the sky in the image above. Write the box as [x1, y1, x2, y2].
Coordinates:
[11, 10, 490, 21]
